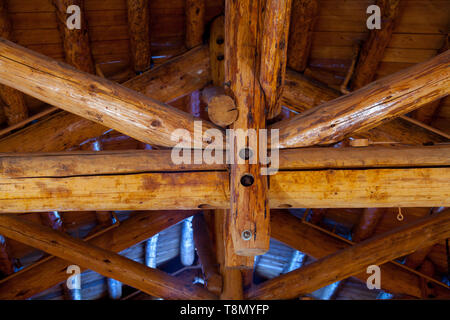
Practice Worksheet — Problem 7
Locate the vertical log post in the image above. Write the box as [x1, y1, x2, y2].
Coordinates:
[126, 0, 152, 73]
[209, 16, 225, 87]
[260, 0, 293, 119]
[0, 0, 28, 125]
[225, 0, 270, 256]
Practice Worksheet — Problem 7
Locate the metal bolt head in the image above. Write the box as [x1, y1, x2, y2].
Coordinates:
[242, 230, 252, 241]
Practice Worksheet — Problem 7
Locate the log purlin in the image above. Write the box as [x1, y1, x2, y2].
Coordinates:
[272, 50, 450, 148]
[247, 210, 450, 300]
[0, 212, 216, 300]
[225, 0, 270, 256]
[0, 38, 220, 149]
[0, 44, 212, 152]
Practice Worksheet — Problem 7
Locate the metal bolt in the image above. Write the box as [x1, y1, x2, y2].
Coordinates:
[242, 230, 252, 241]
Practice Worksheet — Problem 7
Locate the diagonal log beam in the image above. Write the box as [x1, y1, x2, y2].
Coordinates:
[272, 51, 450, 148]
[53, 0, 95, 74]
[286, 0, 318, 73]
[0, 44, 212, 152]
[0, 212, 215, 300]
[0, 38, 220, 148]
[248, 209, 450, 299]
[269, 210, 450, 298]
[260, 0, 292, 119]
[225, 0, 269, 255]
[284, 69, 449, 144]
[127, 0, 152, 73]
[0, 1, 28, 125]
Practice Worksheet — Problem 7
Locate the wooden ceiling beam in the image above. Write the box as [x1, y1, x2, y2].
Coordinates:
[185, 0, 205, 49]
[350, 0, 401, 90]
[0, 1, 28, 125]
[126, 0, 152, 73]
[248, 209, 450, 299]
[351, 208, 386, 242]
[2, 145, 449, 178]
[270, 210, 450, 298]
[0, 234, 14, 277]
[1, 163, 449, 212]
[283, 69, 449, 144]
[0, 44, 211, 152]
[0, 39, 219, 148]
[225, 0, 269, 256]
[286, 0, 318, 73]
[52, 0, 95, 74]
[260, 0, 292, 119]
[272, 50, 450, 148]
[0, 211, 205, 300]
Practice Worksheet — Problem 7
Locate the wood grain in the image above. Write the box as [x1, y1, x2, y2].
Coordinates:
[126, 0, 151, 73]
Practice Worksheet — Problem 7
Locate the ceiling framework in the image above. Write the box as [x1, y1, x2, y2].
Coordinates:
[0, 0, 448, 301]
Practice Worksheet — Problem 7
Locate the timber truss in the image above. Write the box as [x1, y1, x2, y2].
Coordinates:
[0, 0, 449, 300]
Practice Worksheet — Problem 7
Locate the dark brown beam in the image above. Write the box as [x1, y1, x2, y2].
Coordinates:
[185, 0, 205, 49]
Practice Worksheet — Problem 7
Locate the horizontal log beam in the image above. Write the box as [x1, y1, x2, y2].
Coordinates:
[248, 209, 450, 299]
[0, 159, 448, 212]
[2, 145, 449, 178]
[0, 38, 219, 148]
[273, 51, 450, 148]
[0, 212, 215, 300]
[0, 44, 212, 152]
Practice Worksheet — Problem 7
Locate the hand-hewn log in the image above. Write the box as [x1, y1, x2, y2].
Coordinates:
[270, 211, 450, 298]
[192, 213, 222, 295]
[225, 0, 270, 256]
[0, 213, 215, 300]
[248, 209, 450, 299]
[283, 70, 449, 145]
[0, 39, 220, 149]
[126, 0, 152, 73]
[0, 0, 28, 125]
[0, 44, 212, 152]
[3, 145, 449, 178]
[286, 0, 318, 72]
[272, 51, 450, 148]
[1, 165, 449, 212]
[0, 234, 13, 276]
[260, 0, 292, 119]
[185, 0, 205, 49]
[201, 87, 237, 127]
[209, 16, 225, 86]
[52, 0, 95, 74]
[352, 208, 386, 242]
[350, 0, 401, 90]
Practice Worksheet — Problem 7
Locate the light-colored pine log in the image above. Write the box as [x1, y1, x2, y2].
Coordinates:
[185, 0, 205, 49]
[0, 44, 213, 152]
[0, 213, 215, 300]
[283, 69, 449, 144]
[350, 0, 401, 90]
[272, 50, 450, 148]
[209, 16, 225, 86]
[1, 165, 449, 212]
[0, 0, 28, 125]
[286, 0, 318, 72]
[248, 209, 450, 299]
[269, 210, 450, 299]
[201, 87, 237, 127]
[192, 213, 222, 295]
[260, 0, 292, 119]
[52, 0, 95, 74]
[225, 0, 270, 256]
[126, 0, 152, 73]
